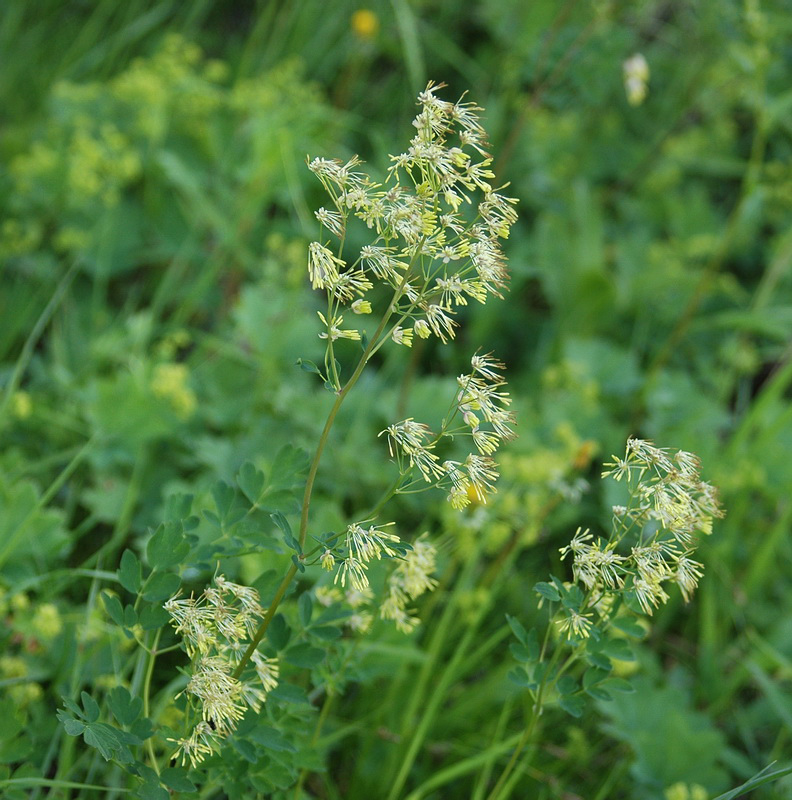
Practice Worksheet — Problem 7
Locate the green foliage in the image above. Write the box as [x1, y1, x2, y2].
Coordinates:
[1, 1, 792, 798]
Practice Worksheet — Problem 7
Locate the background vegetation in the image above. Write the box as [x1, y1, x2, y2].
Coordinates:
[1, 1, 791, 798]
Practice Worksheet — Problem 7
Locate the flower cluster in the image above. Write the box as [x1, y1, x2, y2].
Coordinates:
[383, 353, 515, 509]
[316, 584, 375, 634]
[316, 533, 437, 634]
[164, 576, 279, 768]
[553, 439, 723, 638]
[325, 521, 402, 593]
[380, 537, 438, 633]
[307, 83, 517, 384]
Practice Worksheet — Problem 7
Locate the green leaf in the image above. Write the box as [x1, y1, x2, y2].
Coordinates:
[57, 712, 85, 737]
[231, 737, 257, 762]
[586, 686, 612, 701]
[599, 637, 635, 662]
[82, 722, 125, 760]
[160, 767, 196, 792]
[267, 613, 291, 651]
[712, 762, 792, 800]
[247, 726, 297, 752]
[269, 682, 310, 704]
[583, 666, 611, 690]
[533, 582, 561, 602]
[0, 700, 22, 740]
[237, 461, 266, 505]
[212, 480, 236, 520]
[146, 522, 189, 570]
[164, 493, 193, 521]
[284, 643, 325, 668]
[124, 604, 138, 629]
[507, 667, 534, 688]
[271, 511, 293, 539]
[139, 602, 170, 630]
[142, 572, 181, 603]
[506, 614, 528, 644]
[136, 781, 169, 800]
[102, 591, 124, 626]
[296, 358, 321, 375]
[601, 677, 636, 694]
[81, 692, 100, 723]
[557, 676, 578, 696]
[509, 642, 535, 663]
[119, 549, 142, 593]
[611, 616, 647, 639]
[298, 592, 313, 627]
[108, 687, 143, 727]
[559, 695, 586, 718]
[310, 625, 342, 641]
[131, 717, 155, 740]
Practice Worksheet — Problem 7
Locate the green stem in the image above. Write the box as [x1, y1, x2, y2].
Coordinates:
[232, 562, 298, 680]
[143, 630, 162, 774]
[0, 778, 132, 793]
[485, 641, 567, 800]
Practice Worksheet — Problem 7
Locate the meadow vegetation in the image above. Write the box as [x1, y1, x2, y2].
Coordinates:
[1, 2, 792, 798]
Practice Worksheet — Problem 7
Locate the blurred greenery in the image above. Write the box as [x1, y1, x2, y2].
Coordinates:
[1, 0, 791, 798]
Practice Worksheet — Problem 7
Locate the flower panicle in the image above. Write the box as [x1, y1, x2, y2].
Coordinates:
[552, 440, 723, 639]
[306, 83, 517, 352]
[164, 575, 281, 763]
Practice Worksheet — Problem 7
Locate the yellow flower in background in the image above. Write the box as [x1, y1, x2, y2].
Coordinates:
[32, 603, 63, 639]
[11, 391, 32, 419]
[150, 362, 197, 418]
[351, 9, 379, 40]
[623, 53, 650, 106]
[665, 783, 709, 800]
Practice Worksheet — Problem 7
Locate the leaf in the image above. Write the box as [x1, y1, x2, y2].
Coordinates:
[599, 637, 634, 662]
[231, 737, 258, 762]
[506, 614, 528, 644]
[82, 722, 126, 761]
[81, 692, 100, 723]
[507, 667, 534, 688]
[160, 767, 196, 792]
[57, 712, 85, 737]
[267, 613, 291, 651]
[310, 625, 341, 641]
[108, 687, 143, 727]
[296, 358, 321, 375]
[559, 695, 586, 718]
[611, 616, 647, 639]
[139, 602, 170, 630]
[711, 762, 792, 800]
[271, 511, 293, 538]
[509, 642, 535, 663]
[237, 461, 266, 505]
[136, 781, 169, 800]
[0, 700, 23, 740]
[269, 682, 310, 704]
[142, 572, 181, 603]
[212, 480, 236, 520]
[102, 591, 124, 626]
[601, 677, 636, 694]
[119, 549, 142, 594]
[146, 522, 189, 570]
[247, 726, 297, 752]
[586, 686, 612, 701]
[583, 666, 611, 690]
[164, 493, 193, 521]
[124, 604, 138, 629]
[283, 643, 325, 668]
[533, 581, 561, 602]
[557, 676, 578, 696]
[298, 592, 313, 627]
